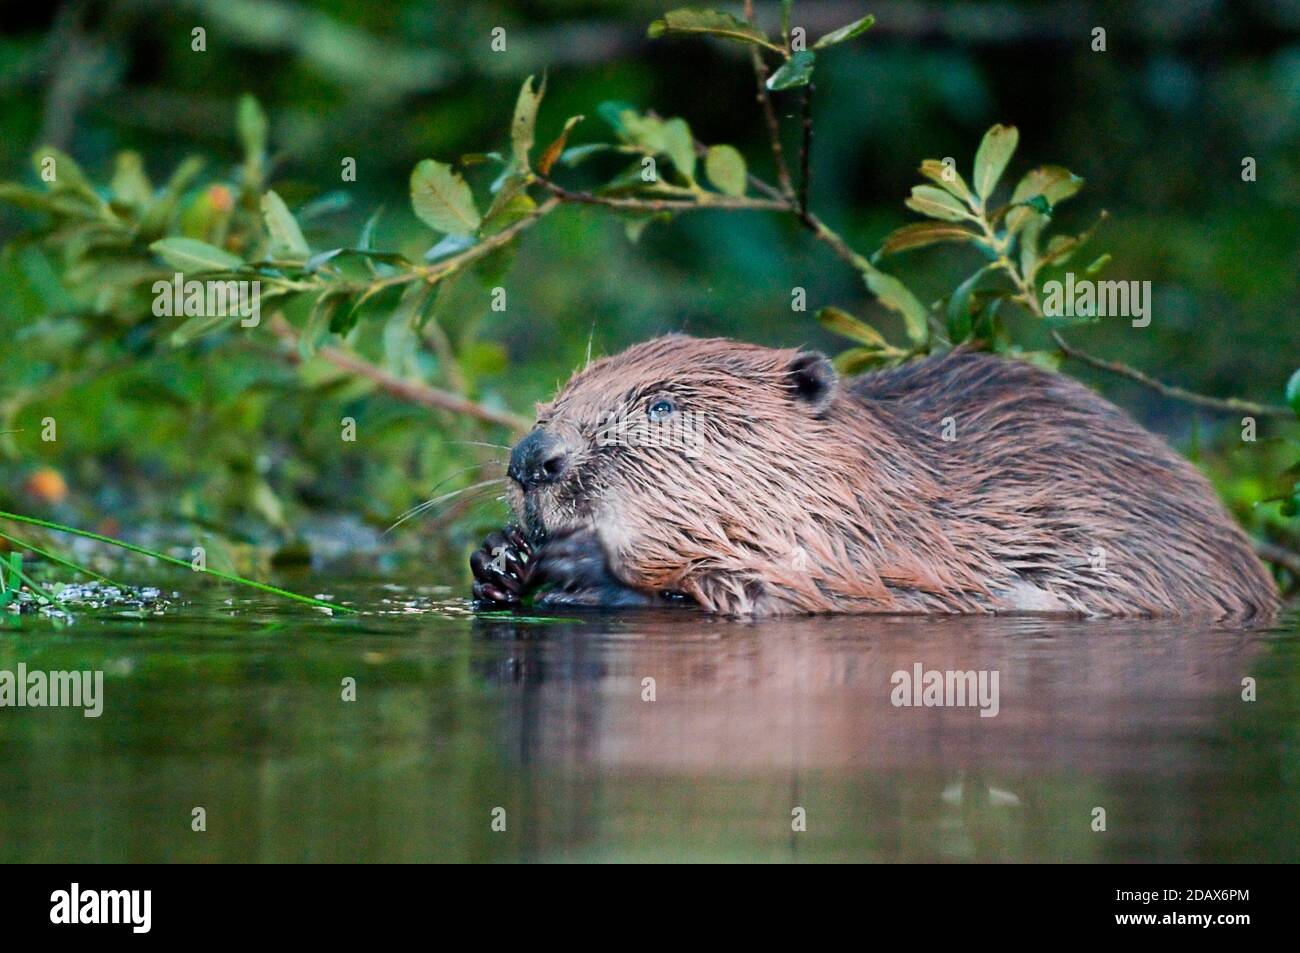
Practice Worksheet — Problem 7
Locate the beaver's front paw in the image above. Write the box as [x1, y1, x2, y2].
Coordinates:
[528, 527, 657, 608]
[470, 525, 534, 606]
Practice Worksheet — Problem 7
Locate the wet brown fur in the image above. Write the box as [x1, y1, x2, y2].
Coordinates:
[508, 335, 1278, 618]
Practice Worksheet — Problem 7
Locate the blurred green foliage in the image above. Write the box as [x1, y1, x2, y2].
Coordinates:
[0, 0, 1297, 587]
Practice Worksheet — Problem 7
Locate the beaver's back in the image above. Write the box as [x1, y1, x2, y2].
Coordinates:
[846, 350, 1277, 617]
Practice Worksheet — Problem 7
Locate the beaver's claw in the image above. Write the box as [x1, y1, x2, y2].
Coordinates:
[528, 527, 660, 608]
[470, 525, 534, 606]
[472, 525, 676, 610]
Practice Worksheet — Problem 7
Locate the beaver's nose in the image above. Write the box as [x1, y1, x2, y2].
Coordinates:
[508, 429, 570, 490]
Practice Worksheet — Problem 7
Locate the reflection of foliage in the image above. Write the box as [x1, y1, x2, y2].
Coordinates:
[0, 1, 1296, 587]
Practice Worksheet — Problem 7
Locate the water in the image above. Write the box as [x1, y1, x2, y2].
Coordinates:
[1, 576, 1297, 863]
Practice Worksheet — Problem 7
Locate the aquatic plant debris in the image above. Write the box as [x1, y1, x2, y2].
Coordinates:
[1, 580, 169, 621]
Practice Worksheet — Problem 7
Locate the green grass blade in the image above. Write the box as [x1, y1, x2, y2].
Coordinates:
[0, 510, 353, 614]
[2, 552, 57, 606]
[0, 527, 127, 588]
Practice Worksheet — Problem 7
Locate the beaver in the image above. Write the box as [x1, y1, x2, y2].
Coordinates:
[470, 335, 1278, 618]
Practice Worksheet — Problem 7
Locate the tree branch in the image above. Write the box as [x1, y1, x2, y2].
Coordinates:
[354, 194, 563, 297]
[743, 0, 796, 201]
[735, 137, 1296, 421]
[540, 179, 788, 212]
[1051, 331, 1293, 418]
[269, 314, 532, 433]
[799, 82, 815, 216]
[1257, 541, 1300, 580]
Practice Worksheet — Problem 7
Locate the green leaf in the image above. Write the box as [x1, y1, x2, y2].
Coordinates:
[329, 300, 363, 337]
[816, 306, 890, 348]
[149, 237, 242, 273]
[560, 143, 616, 167]
[137, 156, 204, 239]
[619, 112, 667, 152]
[1285, 368, 1300, 415]
[169, 312, 243, 347]
[303, 247, 408, 274]
[918, 158, 977, 209]
[0, 183, 99, 217]
[1084, 253, 1111, 275]
[1011, 164, 1083, 207]
[484, 173, 528, 224]
[510, 74, 546, 173]
[594, 162, 652, 195]
[969, 294, 1005, 342]
[905, 185, 972, 222]
[260, 190, 311, 260]
[359, 207, 383, 250]
[384, 283, 429, 375]
[596, 100, 639, 135]
[300, 290, 348, 358]
[425, 234, 476, 261]
[237, 94, 268, 164]
[704, 145, 747, 196]
[864, 268, 930, 347]
[880, 221, 976, 255]
[647, 9, 777, 50]
[766, 50, 816, 91]
[297, 191, 351, 223]
[31, 146, 99, 203]
[1010, 349, 1063, 372]
[1029, 211, 1107, 279]
[409, 159, 481, 236]
[833, 346, 904, 375]
[946, 264, 995, 344]
[1042, 234, 1082, 268]
[624, 214, 653, 243]
[1005, 165, 1083, 233]
[972, 124, 1019, 202]
[1035, 216, 1107, 277]
[482, 190, 536, 238]
[813, 14, 876, 49]
[1019, 214, 1043, 277]
[111, 152, 153, 208]
[662, 117, 697, 183]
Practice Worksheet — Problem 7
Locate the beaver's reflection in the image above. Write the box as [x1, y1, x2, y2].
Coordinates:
[469, 612, 1272, 860]
[469, 613, 1256, 776]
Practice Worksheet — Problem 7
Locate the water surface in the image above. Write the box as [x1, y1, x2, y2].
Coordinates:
[2, 577, 1296, 863]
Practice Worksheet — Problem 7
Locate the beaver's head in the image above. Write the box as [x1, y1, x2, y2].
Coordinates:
[506, 334, 839, 595]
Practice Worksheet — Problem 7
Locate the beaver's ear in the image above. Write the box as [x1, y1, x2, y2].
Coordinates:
[787, 350, 836, 415]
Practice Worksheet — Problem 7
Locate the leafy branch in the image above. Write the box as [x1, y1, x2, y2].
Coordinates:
[1, 3, 1295, 535]
[7, 4, 1288, 427]
[267, 314, 532, 432]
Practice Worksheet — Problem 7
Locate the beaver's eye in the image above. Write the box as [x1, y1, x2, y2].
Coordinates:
[647, 398, 675, 422]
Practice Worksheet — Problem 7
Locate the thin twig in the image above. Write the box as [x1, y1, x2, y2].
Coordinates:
[540, 179, 787, 212]
[351, 194, 563, 298]
[799, 82, 814, 216]
[1257, 541, 1300, 579]
[732, 141, 1294, 421]
[744, 0, 795, 200]
[269, 314, 532, 432]
[968, 203, 1294, 420]
[801, 209, 876, 272]
[1050, 332, 1292, 418]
